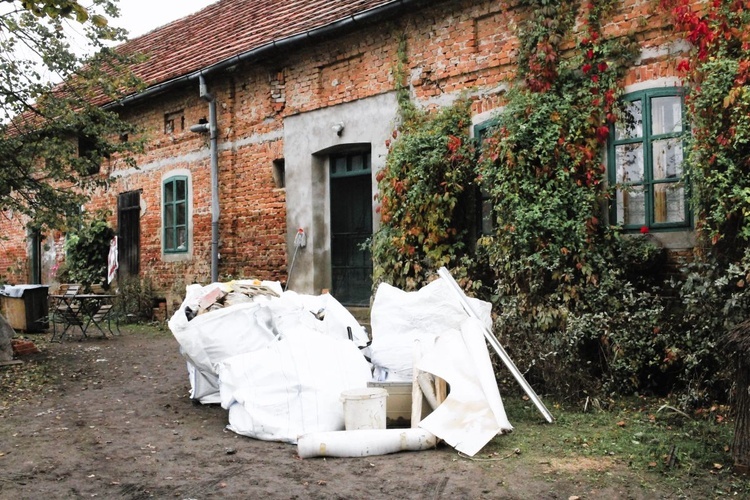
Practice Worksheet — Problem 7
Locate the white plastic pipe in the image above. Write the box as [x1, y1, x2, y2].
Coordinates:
[297, 428, 437, 458]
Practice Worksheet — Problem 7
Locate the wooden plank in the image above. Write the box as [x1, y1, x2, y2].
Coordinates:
[434, 376, 447, 405]
[411, 340, 424, 428]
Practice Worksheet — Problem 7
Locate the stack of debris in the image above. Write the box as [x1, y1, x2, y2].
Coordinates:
[169, 271, 548, 458]
[11, 339, 40, 356]
[185, 280, 280, 319]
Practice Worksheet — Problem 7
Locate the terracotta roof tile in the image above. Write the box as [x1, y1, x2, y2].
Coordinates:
[118, 0, 399, 89]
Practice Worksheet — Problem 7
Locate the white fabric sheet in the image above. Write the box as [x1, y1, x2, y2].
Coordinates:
[416, 317, 513, 456]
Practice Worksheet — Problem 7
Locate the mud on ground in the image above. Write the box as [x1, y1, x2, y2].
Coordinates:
[1, 326, 683, 499]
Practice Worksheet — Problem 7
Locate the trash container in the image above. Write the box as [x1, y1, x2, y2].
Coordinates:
[0, 285, 49, 333]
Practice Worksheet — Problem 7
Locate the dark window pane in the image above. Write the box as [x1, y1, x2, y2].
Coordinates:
[176, 179, 186, 201]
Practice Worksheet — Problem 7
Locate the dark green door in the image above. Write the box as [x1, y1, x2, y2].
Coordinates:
[330, 152, 372, 306]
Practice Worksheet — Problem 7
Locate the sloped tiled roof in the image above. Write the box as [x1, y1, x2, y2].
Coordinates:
[118, 0, 403, 93]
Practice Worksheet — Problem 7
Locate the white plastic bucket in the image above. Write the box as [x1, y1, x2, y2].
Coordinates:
[340, 387, 388, 430]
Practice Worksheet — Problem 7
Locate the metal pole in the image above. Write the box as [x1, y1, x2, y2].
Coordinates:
[437, 267, 554, 423]
[197, 75, 219, 283]
[208, 97, 219, 283]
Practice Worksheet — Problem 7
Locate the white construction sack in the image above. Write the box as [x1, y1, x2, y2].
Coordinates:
[169, 281, 371, 407]
[218, 328, 372, 443]
[299, 292, 370, 347]
[171, 301, 277, 371]
[369, 278, 493, 381]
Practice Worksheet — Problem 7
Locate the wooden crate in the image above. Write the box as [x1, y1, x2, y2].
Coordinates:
[0, 287, 49, 333]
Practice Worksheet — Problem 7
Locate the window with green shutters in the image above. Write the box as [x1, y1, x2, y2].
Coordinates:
[163, 176, 188, 253]
[608, 88, 690, 231]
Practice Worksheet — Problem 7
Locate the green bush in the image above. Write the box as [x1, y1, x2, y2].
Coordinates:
[115, 274, 157, 323]
[372, 96, 478, 291]
[59, 216, 114, 289]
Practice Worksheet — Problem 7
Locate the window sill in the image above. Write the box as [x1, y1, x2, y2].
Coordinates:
[624, 229, 696, 251]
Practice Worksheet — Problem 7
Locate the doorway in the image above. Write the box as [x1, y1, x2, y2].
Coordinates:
[117, 191, 141, 277]
[330, 151, 372, 306]
[29, 228, 41, 284]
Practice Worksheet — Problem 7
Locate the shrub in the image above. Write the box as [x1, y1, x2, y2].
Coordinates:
[60, 216, 114, 289]
[372, 92, 478, 290]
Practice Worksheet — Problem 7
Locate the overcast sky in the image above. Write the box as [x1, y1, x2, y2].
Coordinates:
[116, 0, 218, 38]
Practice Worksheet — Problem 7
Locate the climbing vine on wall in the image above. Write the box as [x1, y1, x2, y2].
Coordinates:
[663, 0, 750, 261]
[480, 0, 639, 325]
[373, 1, 747, 403]
[474, 1, 711, 398]
[372, 38, 477, 291]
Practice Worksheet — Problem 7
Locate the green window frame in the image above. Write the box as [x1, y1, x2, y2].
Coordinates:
[163, 176, 188, 253]
[330, 151, 371, 178]
[608, 88, 690, 232]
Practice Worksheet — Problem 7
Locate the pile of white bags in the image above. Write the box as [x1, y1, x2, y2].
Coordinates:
[368, 278, 493, 381]
[168, 280, 371, 443]
[170, 275, 516, 455]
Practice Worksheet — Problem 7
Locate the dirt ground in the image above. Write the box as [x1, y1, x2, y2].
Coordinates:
[1, 326, 692, 499]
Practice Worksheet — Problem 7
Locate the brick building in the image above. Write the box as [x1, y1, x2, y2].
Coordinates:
[0, 0, 697, 307]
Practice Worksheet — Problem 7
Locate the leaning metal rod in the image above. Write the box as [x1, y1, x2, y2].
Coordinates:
[437, 267, 554, 423]
[284, 229, 306, 292]
[284, 244, 301, 292]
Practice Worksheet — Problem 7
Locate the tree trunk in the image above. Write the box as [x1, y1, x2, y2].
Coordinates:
[733, 356, 750, 474]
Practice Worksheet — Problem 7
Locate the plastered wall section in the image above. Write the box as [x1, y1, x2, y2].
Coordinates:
[284, 92, 399, 295]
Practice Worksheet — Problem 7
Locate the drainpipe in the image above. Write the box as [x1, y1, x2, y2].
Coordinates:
[190, 75, 219, 283]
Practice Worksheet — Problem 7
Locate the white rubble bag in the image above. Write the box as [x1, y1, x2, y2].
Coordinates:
[369, 278, 493, 381]
[168, 282, 369, 405]
[416, 317, 513, 456]
[218, 327, 372, 443]
[299, 292, 369, 347]
[266, 290, 369, 347]
[169, 300, 278, 403]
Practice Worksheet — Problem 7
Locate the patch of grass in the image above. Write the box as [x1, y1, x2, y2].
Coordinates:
[117, 322, 170, 338]
[478, 395, 750, 497]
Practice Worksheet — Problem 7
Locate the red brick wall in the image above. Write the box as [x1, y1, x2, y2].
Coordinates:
[1, 0, 700, 293]
[0, 214, 29, 284]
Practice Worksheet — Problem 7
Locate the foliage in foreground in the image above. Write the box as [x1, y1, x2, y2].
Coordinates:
[0, 0, 143, 231]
